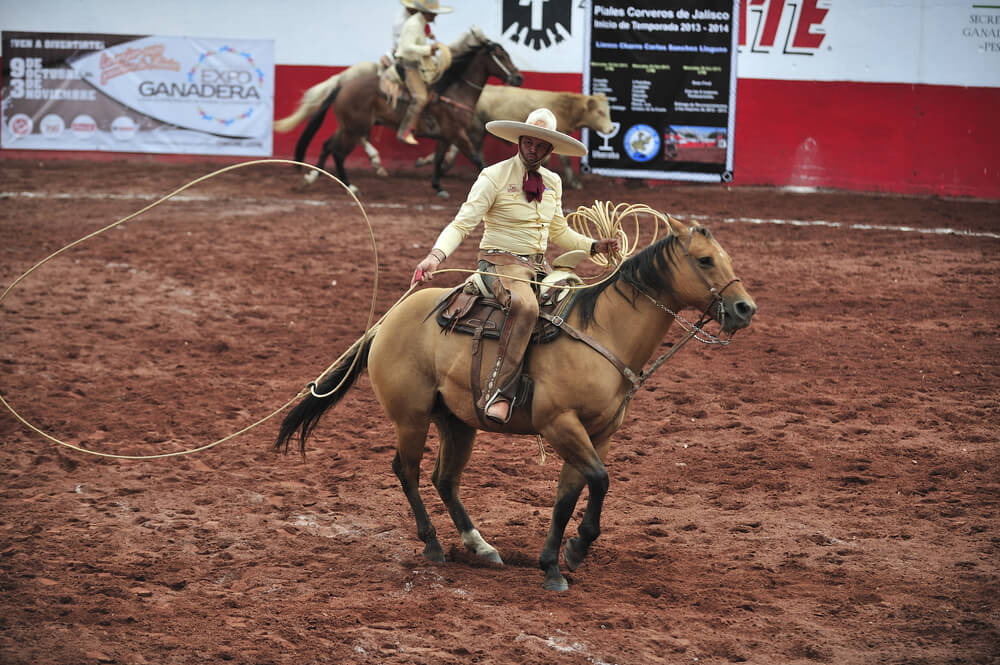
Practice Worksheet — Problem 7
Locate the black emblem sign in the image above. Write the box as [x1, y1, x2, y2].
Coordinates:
[502, 0, 573, 50]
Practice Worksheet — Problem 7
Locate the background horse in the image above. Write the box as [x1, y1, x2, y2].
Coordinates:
[360, 85, 614, 189]
[413, 85, 614, 189]
[273, 28, 522, 198]
[275, 215, 756, 591]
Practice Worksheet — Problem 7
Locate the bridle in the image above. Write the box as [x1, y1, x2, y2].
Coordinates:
[462, 42, 517, 90]
[636, 227, 742, 345]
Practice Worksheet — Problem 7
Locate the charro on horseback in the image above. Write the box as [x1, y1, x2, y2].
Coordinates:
[392, 0, 454, 145]
[412, 108, 620, 423]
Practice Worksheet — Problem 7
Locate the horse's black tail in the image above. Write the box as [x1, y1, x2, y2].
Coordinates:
[274, 328, 376, 455]
[293, 85, 341, 165]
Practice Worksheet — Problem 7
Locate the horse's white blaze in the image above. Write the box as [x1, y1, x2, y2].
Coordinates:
[462, 529, 498, 558]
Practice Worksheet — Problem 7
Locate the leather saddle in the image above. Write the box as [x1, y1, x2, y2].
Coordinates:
[425, 251, 591, 428]
[430, 250, 588, 345]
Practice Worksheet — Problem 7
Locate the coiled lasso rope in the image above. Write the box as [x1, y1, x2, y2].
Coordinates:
[423, 200, 675, 296]
[1, 158, 676, 459]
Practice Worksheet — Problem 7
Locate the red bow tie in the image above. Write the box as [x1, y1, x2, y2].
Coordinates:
[425, 24, 433, 37]
[523, 170, 544, 202]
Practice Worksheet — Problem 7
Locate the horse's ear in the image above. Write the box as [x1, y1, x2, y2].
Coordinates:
[665, 214, 689, 237]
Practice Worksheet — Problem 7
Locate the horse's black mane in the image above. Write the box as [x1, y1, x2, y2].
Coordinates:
[433, 41, 489, 93]
[574, 232, 685, 329]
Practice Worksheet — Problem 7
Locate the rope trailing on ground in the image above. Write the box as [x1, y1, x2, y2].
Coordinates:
[0, 160, 377, 460]
[1, 161, 684, 460]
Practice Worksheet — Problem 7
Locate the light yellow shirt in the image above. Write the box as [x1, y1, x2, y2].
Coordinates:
[396, 12, 433, 63]
[433, 155, 593, 259]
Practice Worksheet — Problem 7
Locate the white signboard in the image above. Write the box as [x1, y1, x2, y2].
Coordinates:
[2, 32, 275, 155]
[736, 0, 1000, 87]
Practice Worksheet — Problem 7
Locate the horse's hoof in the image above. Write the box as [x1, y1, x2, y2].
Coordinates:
[423, 540, 445, 563]
[564, 537, 586, 571]
[480, 550, 503, 565]
[436, 189, 450, 199]
[543, 572, 569, 592]
[348, 184, 360, 196]
[569, 180, 583, 190]
[303, 170, 320, 185]
[375, 167, 389, 177]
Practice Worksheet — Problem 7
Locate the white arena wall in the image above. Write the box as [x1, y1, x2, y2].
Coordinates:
[2, 0, 997, 199]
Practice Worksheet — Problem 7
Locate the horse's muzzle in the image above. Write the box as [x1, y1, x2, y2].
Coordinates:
[720, 295, 756, 332]
[508, 73, 524, 87]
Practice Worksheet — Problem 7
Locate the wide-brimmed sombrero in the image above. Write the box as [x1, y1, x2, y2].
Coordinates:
[486, 108, 587, 157]
[410, 0, 453, 13]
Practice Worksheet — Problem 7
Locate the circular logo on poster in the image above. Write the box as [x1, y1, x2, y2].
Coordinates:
[111, 116, 137, 141]
[71, 115, 98, 140]
[623, 124, 660, 163]
[41, 114, 66, 139]
[187, 45, 265, 129]
[8, 113, 33, 138]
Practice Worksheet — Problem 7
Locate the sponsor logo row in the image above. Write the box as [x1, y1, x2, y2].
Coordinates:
[7, 113, 138, 141]
[592, 122, 728, 163]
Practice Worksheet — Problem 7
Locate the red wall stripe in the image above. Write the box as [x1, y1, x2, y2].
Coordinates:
[4, 59, 996, 200]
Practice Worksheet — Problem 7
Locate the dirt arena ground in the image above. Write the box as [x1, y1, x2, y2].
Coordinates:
[1, 156, 997, 665]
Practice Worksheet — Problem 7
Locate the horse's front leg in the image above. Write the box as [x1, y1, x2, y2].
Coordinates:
[538, 416, 611, 591]
[559, 154, 583, 190]
[431, 141, 454, 198]
[361, 137, 389, 176]
[452, 130, 485, 172]
[440, 144, 460, 173]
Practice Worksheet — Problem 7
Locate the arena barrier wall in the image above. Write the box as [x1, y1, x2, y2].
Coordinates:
[2, 0, 998, 200]
[272, 66, 998, 200]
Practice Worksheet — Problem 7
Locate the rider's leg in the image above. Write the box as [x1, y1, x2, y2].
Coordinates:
[483, 263, 538, 424]
[398, 65, 428, 145]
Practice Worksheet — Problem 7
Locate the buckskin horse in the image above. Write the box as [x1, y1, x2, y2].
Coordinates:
[273, 28, 523, 198]
[274, 214, 756, 591]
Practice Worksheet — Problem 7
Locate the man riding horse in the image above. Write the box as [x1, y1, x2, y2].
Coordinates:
[412, 108, 620, 424]
[395, 0, 453, 145]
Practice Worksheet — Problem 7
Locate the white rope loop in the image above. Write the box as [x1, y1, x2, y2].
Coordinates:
[0, 160, 378, 460]
[2, 172, 682, 460]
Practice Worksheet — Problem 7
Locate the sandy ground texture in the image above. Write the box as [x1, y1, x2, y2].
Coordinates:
[1, 157, 998, 665]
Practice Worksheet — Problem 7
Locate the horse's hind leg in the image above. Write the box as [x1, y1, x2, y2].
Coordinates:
[321, 128, 360, 194]
[538, 416, 611, 591]
[431, 412, 502, 564]
[391, 420, 446, 563]
[302, 139, 332, 186]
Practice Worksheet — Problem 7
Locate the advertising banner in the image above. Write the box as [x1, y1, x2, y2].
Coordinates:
[580, 1, 739, 182]
[1, 31, 274, 155]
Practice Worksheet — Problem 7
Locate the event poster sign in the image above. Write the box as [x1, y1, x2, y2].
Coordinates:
[1, 32, 274, 156]
[581, 1, 738, 182]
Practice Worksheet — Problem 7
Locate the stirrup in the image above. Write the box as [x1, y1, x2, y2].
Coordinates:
[484, 393, 515, 425]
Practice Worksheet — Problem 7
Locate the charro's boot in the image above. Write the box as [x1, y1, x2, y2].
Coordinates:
[397, 102, 421, 145]
[397, 66, 426, 145]
[482, 273, 538, 424]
